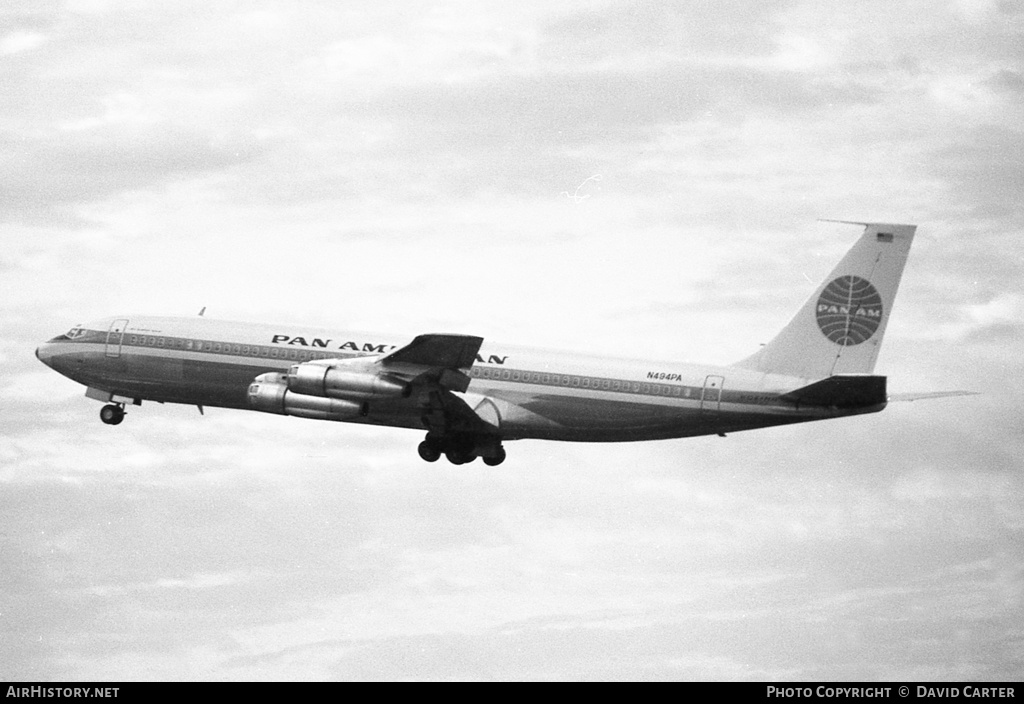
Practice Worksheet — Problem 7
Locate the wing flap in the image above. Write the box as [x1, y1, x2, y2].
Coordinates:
[421, 389, 499, 437]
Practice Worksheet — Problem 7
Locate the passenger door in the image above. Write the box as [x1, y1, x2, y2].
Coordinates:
[700, 375, 725, 412]
[105, 319, 129, 358]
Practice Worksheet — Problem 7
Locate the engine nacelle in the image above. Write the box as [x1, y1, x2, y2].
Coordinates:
[287, 360, 409, 399]
[248, 372, 366, 421]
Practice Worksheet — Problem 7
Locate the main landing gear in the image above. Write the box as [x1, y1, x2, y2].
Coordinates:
[417, 435, 506, 466]
[99, 403, 125, 425]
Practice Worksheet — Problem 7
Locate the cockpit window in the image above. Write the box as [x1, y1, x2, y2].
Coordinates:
[66, 326, 87, 339]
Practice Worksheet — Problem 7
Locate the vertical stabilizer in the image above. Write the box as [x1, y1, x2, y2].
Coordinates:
[736, 223, 916, 380]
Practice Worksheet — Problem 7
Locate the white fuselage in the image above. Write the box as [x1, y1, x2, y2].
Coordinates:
[36, 315, 883, 443]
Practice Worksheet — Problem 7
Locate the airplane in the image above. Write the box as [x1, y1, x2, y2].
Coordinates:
[35, 222, 969, 466]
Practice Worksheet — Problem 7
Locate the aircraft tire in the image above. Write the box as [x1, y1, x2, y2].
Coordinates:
[446, 449, 475, 465]
[100, 404, 124, 425]
[417, 440, 441, 463]
[483, 447, 506, 466]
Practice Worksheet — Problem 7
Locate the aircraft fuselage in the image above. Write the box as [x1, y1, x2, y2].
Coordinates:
[36, 315, 882, 448]
[37, 223, 922, 465]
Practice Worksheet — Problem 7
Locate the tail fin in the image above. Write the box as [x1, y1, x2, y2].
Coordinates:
[737, 222, 916, 380]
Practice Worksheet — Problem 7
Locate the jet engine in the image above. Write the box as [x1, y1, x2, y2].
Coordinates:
[248, 372, 366, 421]
[286, 359, 409, 399]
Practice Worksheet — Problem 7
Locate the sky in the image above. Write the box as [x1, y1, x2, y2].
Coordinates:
[1, 0, 1023, 682]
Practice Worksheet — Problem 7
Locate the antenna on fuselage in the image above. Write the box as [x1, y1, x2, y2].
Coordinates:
[198, 306, 206, 317]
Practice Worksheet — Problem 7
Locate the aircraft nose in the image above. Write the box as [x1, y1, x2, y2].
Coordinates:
[36, 341, 56, 368]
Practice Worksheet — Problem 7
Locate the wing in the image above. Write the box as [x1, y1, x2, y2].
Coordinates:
[277, 332, 501, 440]
[378, 333, 483, 393]
[380, 333, 483, 368]
[374, 333, 499, 437]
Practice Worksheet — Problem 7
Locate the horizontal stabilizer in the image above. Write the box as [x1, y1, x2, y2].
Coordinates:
[380, 334, 483, 369]
[888, 390, 979, 403]
[780, 375, 887, 408]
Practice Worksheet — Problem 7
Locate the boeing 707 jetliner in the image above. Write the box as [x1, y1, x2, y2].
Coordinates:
[36, 223, 961, 465]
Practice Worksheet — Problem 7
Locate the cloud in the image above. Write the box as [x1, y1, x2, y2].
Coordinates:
[931, 126, 1024, 223]
[542, 1, 786, 64]
[2, 0, 1022, 682]
[1, 31, 46, 55]
[0, 126, 263, 224]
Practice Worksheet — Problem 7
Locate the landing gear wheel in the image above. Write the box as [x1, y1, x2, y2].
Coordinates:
[445, 449, 476, 465]
[99, 404, 125, 426]
[483, 447, 506, 467]
[418, 440, 441, 463]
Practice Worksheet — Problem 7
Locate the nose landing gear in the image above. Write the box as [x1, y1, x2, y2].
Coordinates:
[99, 403, 125, 426]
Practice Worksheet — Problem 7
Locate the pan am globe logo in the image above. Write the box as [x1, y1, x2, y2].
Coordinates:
[815, 276, 884, 346]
